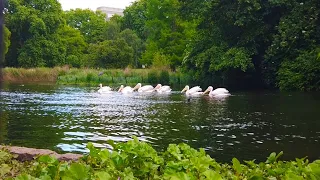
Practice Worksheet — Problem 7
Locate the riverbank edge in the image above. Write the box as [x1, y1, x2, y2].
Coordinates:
[0, 145, 82, 161]
[1, 67, 193, 86]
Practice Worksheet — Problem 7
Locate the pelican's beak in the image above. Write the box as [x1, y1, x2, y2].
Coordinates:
[181, 87, 187, 93]
[203, 88, 210, 95]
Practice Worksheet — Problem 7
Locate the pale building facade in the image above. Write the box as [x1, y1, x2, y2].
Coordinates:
[96, 6, 124, 20]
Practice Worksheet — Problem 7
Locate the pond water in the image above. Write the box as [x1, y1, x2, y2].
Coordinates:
[1, 84, 320, 162]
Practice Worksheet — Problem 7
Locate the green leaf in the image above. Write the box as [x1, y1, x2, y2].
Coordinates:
[309, 160, 320, 179]
[203, 170, 222, 180]
[232, 158, 242, 174]
[244, 160, 257, 168]
[99, 149, 110, 162]
[266, 151, 283, 163]
[38, 155, 58, 164]
[62, 163, 89, 180]
[249, 175, 264, 180]
[285, 172, 304, 180]
[95, 171, 112, 180]
[0, 164, 11, 176]
[39, 175, 52, 180]
[15, 174, 35, 180]
[0, 151, 10, 161]
[87, 142, 100, 157]
[166, 172, 191, 180]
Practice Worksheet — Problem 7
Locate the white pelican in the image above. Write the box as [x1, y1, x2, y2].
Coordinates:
[154, 84, 172, 93]
[98, 83, 112, 93]
[181, 85, 203, 96]
[118, 84, 140, 93]
[135, 83, 155, 93]
[203, 86, 230, 97]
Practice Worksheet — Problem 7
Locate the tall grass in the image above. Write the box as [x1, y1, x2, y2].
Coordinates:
[2, 67, 194, 90]
[2, 67, 69, 83]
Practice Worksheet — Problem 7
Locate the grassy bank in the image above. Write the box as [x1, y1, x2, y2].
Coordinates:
[1, 137, 320, 179]
[2, 67, 194, 88]
[2, 67, 69, 83]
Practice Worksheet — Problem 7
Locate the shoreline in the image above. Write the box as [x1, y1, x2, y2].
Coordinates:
[0, 145, 83, 161]
[1, 67, 191, 86]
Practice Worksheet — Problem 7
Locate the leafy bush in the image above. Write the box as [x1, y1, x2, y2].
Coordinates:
[159, 70, 170, 85]
[277, 48, 320, 91]
[147, 71, 158, 84]
[1, 138, 320, 179]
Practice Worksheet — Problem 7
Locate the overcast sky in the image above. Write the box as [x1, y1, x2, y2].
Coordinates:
[58, 0, 135, 10]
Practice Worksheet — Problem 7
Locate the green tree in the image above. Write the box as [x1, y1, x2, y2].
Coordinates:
[277, 48, 320, 91]
[183, 0, 320, 90]
[263, 0, 320, 89]
[118, 29, 144, 67]
[105, 20, 121, 40]
[57, 25, 87, 67]
[122, 0, 148, 40]
[124, 0, 196, 70]
[5, 0, 65, 67]
[65, 9, 107, 43]
[18, 35, 66, 67]
[3, 26, 11, 55]
[88, 39, 133, 68]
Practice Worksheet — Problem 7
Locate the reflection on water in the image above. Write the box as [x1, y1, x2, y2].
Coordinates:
[1, 84, 320, 162]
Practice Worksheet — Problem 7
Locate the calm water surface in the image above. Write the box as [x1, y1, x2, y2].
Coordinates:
[1, 84, 319, 162]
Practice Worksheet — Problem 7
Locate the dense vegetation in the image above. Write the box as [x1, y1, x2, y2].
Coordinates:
[2, 67, 192, 87]
[1, 137, 320, 179]
[3, 0, 320, 91]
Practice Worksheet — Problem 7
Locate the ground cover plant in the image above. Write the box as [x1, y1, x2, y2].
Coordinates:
[1, 137, 320, 179]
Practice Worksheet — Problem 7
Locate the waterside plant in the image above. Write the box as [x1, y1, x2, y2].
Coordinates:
[1, 137, 320, 179]
[2, 67, 193, 88]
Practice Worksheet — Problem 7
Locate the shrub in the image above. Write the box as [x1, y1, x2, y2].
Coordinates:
[277, 48, 320, 91]
[148, 71, 158, 84]
[1, 138, 320, 179]
[159, 70, 170, 85]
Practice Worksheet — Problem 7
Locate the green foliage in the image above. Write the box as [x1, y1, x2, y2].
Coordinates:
[277, 48, 320, 91]
[152, 52, 171, 69]
[159, 70, 170, 85]
[123, 0, 197, 70]
[122, 0, 148, 40]
[54, 68, 190, 86]
[5, 0, 65, 67]
[147, 71, 158, 84]
[57, 25, 87, 67]
[65, 9, 107, 43]
[17, 35, 66, 68]
[118, 29, 144, 68]
[1, 139, 320, 179]
[87, 39, 134, 69]
[3, 26, 11, 55]
[183, 0, 320, 90]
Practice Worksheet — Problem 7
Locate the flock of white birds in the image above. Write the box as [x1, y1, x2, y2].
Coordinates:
[98, 83, 231, 97]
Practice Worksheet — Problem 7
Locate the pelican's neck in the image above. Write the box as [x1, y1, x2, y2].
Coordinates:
[118, 85, 124, 92]
[133, 83, 141, 91]
[155, 84, 162, 90]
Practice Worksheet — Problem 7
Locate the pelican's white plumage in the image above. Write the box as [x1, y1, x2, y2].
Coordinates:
[118, 85, 133, 93]
[203, 86, 230, 97]
[154, 84, 171, 93]
[135, 83, 155, 93]
[181, 85, 203, 96]
[98, 83, 112, 93]
[118, 84, 140, 93]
